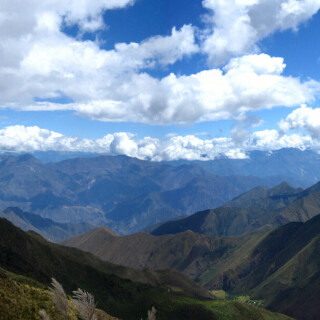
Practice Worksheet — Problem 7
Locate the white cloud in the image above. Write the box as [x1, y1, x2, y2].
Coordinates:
[243, 129, 316, 151]
[0, 125, 160, 159]
[0, 1, 317, 125]
[8, 53, 315, 125]
[202, 0, 320, 65]
[1, 125, 319, 161]
[65, 54, 317, 124]
[279, 105, 320, 138]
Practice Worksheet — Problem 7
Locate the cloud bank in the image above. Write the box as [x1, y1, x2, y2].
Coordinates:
[1, 124, 319, 161]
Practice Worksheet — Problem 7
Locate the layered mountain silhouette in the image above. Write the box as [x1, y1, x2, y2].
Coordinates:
[62, 225, 264, 282]
[62, 186, 320, 319]
[151, 181, 320, 237]
[0, 207, 94, 242]
[0, 153, 287, 234]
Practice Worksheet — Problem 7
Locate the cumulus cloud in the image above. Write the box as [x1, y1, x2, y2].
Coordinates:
[1, 125, 319, 161]
[0, 1, 318, 125]
[279, 105, 320, 138]
[13, 54, 318, 125]
[0, 125, 160, 159]
[202, 0, 320, 65]
[243, 129, 317, 151]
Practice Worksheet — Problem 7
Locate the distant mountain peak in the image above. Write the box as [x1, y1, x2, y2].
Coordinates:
[16, 153, 40, 163]
[269, 182, 298, 196]
[95, 226, 118, 237]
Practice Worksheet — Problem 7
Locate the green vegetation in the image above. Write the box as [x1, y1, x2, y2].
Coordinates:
[0, 219, 294, 320]
[210, 290, 228, 300]
[200, 215, 320, 320]
[0, 268, 118, 320]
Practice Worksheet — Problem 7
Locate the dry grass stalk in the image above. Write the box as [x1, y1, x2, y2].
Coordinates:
[72, 288, 97, 320]
[39, 310, 51, 320]
[49, 278, 69, 317]
[143, 306, 156, 320]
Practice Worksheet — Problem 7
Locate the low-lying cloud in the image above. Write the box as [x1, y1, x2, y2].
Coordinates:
[1, 124, 319, 161]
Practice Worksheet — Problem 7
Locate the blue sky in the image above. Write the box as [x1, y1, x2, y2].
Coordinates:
[0, 0, 320, 160]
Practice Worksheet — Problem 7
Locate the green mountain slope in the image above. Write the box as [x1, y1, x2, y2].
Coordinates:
[0, 218, 215, 320]
[202, 215, 320, 320]
[0, 267, 293, 320]
[0, 218, 292, 320]
[62, 225, 265, 282]
[0, 267, 118, 320]
[151, 181, 320, 238]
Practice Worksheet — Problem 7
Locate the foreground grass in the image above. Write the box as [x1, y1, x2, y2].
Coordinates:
[0, 268, 117, 320]
[0, 267, 294, 320]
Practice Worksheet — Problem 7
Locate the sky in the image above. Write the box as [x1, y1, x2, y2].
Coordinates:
[1, 0, 320, 161]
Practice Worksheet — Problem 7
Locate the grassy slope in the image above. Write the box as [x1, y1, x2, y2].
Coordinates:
[0, 267, 293, 320]
[201, 216, 320, 320]
[62, 226, 268, 285]
[0, 218, 293, 320]
[0, 267, 119, 320]
[151, 181, 320, 239]
[0, 218, 215, 320]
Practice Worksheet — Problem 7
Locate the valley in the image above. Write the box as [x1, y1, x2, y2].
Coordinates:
[1, 150, 320, 319]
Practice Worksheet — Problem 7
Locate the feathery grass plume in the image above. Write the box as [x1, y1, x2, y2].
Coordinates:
[49, 278, 69, 317]
[39, 310, 51, 320]
[147, 307, 156, 320]
[72, 288, 97, 320]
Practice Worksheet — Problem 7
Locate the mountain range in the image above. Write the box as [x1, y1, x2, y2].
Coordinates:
[0, 153, 287, 234]
[151, 181, 320, 237]
[171, 148, 320, 188]
[1, 149, 320, 318]
[62, 180, 320, 319]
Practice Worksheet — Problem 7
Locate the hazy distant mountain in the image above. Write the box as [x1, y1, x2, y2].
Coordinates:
[224, 182, 303, 210]
[0, 153, 284, 234]
[0, 207, 94, 242]
[170, 148, 320, 188]
[103, 174, 278, 234]
[151, 181, 320, 237]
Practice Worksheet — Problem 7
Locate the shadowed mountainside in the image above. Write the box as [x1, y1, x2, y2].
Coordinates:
[204, 215, 320, 320]
[63, 214, 320, 319]
[0, 218, 293, 320]
[0, 218, 216, 320]
[151, 181, 320, 238]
